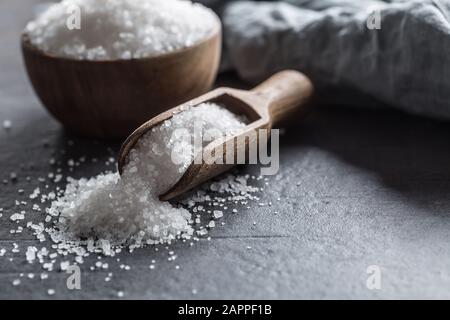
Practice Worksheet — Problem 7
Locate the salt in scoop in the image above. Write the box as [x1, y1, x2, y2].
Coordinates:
[118, 70, 314, 200]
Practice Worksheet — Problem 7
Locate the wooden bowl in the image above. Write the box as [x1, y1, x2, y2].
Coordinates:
[21, 18, 221, 139]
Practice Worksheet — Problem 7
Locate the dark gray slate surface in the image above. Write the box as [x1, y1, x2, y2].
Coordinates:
[1, 0, 450, 300]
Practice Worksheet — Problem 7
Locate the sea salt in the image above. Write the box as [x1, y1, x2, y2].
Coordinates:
[3, 120, 12, 130]
[26, 246, 38, 263]
[25, 0, 217, 60]
[10, 172, 17, 182]
[213, 210, 223, 219]
[12, 243, 20, 253]
[45, 103, 246, 253]
[10, 213, 25, 221]
[60, 261, 70, 271]
[29, 187, 41, 199]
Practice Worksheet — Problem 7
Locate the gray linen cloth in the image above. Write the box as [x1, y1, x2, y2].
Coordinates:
[198, 0, 450, 120]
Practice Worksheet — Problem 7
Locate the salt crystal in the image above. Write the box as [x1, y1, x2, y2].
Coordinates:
[12, 243, 20, 253]
[10, 172, 17, 181]
[10, 213, 25, 221]
[29, 187, 40, 199]
[3, 120, 12, 130]
[26, 246, 38, 263]
[60, 261, 70, 271]
[43, 263, 53, 271]
[213, 210, 223, 219]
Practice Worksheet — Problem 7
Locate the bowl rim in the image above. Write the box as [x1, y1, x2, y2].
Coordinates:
[21, 10, 221, 64]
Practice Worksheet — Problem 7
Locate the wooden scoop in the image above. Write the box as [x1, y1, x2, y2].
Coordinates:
[118, 70, 314, 201]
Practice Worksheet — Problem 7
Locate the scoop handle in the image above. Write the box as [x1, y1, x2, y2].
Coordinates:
[251, 70, 314, 126]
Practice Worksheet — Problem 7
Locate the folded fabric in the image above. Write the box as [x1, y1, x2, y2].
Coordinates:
[200, 0, 450, 120]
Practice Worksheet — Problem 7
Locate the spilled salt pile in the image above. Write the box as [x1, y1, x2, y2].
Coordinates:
[24, 0, 217, 60]
[2, 115, 264, 291]
[47, 103, 247, 249]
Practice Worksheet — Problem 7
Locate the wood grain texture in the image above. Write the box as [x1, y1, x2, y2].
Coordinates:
[21, 17, 222, 139]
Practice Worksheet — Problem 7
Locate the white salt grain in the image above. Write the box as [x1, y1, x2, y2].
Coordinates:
[12, 243, 20, 253]
[25, 0, 217, 60]
[3, 120, 12, 130]
[213, 210, 223, 219]
[10, 213, 25, 221]
[60, 261, 70, 271]
[26, 246, 38, 263]
[10, 172, 17, 181]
